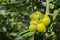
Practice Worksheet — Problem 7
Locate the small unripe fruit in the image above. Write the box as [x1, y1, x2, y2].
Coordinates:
[36, 23, 46, 32]
[29, 25, 36, 32]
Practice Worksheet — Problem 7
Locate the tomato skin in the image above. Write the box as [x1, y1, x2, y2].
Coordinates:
[36, 23, 46, 32]
[29, 25, 36, 32]
[41, 15, 51, 26]
[35, 11, 41, 14]
[30, 20, 38, 25]
[39, 15, 50, 26]
[30, 11, 41, 19]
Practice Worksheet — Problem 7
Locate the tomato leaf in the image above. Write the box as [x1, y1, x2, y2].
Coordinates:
[15, 32, 34, 40]
[53, 9, 59, 21]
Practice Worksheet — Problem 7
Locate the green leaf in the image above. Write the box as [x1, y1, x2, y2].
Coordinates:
[53, 10, 59, 21]
[9, 32, 17, 37]
[55, 0, 60, 6]
[48, 22, 56, 32]
[15, 32, 34, 40]
[17, 30, 29, 37]
[2, 27, 7, 32]
[49, 3, 55, 9]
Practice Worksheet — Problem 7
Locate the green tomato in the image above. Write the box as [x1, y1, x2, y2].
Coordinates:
[36, 23, 46, 32]
[41, 15, 51, 26]
[30, 11, 41, 19]
[29, 25, 36, 32]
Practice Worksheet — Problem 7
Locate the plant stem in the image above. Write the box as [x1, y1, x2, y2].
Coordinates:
[45, 0, 49, 15]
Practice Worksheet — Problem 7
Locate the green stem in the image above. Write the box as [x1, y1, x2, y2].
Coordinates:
[45, 0, 49, 15]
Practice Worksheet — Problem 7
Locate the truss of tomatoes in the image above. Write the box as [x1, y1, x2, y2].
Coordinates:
[29, 11, 51, 32]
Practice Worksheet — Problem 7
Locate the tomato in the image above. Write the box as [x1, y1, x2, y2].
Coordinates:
[30, 20, 38, 25]
[36, 23, 46, 32]
[42, 15, 50, 26]
[29, 25, 36, 32]
[30, 11, 41, 19]
[35, 11, 41, 14]
[39, 18, 43, 23]
[40, 15, 51, 26]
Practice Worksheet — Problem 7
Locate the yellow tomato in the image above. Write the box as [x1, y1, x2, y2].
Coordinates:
[30, 11, 41, 19]
[41, 15, 51, 26]
[30, 20, 38, 25]
[36, 23, 46, 32]
[29, 25, 36, 32]
[35, 11, 41, 14]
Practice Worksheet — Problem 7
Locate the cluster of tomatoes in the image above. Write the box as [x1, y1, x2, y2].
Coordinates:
[29, 11, 51, 32]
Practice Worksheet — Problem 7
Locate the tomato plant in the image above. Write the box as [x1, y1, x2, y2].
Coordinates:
[0, 0, 60, 40]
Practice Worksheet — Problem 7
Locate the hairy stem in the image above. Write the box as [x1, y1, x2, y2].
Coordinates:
[45, 0, 49, 15]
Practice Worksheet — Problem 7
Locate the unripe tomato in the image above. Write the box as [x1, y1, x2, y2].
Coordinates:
[36, 23, 46, 32]
[30, 20, 38, 25]
[30, 11, 41, 19]
[39, 15, 51, 26]
[35, 11, 41, 14]
[41, 15, 50, 26]
[29, 25, 36, 32]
